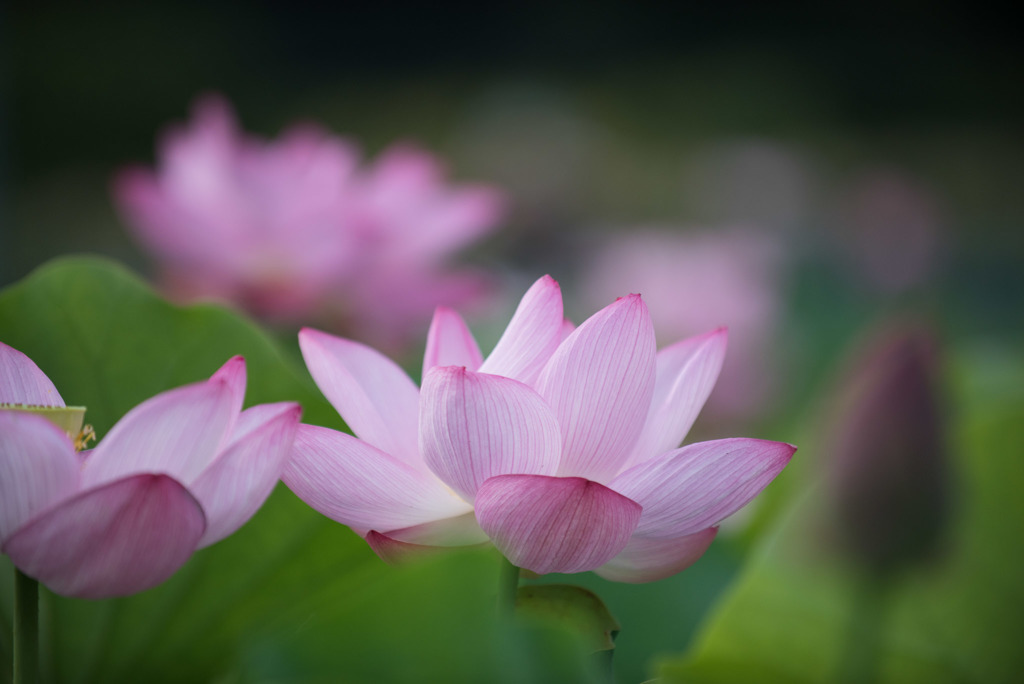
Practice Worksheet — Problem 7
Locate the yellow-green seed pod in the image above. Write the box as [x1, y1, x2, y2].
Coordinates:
[0, 403, 87, 441]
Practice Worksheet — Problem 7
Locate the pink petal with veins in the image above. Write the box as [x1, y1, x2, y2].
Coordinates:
[209, 356, 247, 443]
[420, 367, 560, 501]
[612, 438, 795, 538]
[0, 342, 64, 407]
[299, 327, 421, 466]
[3, 474, 206, 599]
[191, 402, 301, 548]
[478, 275, 564, 385]
[80, 369, 238, 489]
[0, 412, 79, 543]
[475, 474, 642, 574]
[282, 424, 472, 533]
[625, 328, 727, 468]
[537, 294, 657, 483]
[595, 527, 718, 583]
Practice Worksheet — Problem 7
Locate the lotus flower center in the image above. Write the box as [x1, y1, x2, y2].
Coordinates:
[0, 403, 94, 450]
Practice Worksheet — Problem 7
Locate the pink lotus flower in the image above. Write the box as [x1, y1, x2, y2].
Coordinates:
[0, 342, 300, 599]
[284, 276, 794, 582]
[113, 94, 503, 349]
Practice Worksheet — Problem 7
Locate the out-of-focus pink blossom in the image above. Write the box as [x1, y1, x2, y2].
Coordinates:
[284, 276, 794, 582]
[113, 95, 504, 349]
[681, 142, 812, 234]
[579, 228, 785, 421]
[0, 342, 300, 599]
[835, 169, 944, 293]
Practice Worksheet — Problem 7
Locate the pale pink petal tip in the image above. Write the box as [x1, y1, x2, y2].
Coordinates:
[298, 328, 421, 465]
[558, 319, 576, 343]
[378, 510, 490, 547]
[3, 474, 206, 599]
[624, 326, 730, 468]
[80, 372, 242, 490]
[595, 527, 718, 583]
[538, 289, 657, 482]
[366, 530, 447, 565]
[422, 307, 483, 378]
[613, 438, 795, 539]
[192, 402, 302, 549]
[211, 355, 246, 383]
[475, 474, 642, 575]
[478, 275, 564, 385]
[0, 342, 65, 407]
[210, 355, 247, 414]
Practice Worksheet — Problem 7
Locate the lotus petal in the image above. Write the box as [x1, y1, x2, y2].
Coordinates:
[3, 474, 206, 599]
[0, 412, 79, 543]
[299, 328, 421, 466]
[423, 307, 484, 377]
[537, 294, 657, 482]
[420, 367, 560, 501]
[475, 474, 642, 574]
[611, 438, 795, 538]
[0, 342, 64, 407]
[81, 372, 238, 489]
[625, 328, 727, 467]
[595, 527, 718, 583]
[381, 510, 489, 547]
[209, 355, 247, 444]
[365, 530, 445, 565]
[478, 275, 564, 385]
[282, 424, 472, 532]
[191, 403, 301, 548]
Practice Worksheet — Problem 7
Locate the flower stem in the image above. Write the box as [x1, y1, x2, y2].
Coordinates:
[499, 556, 521, 614]
[838, 575, 886, 684]
[13, 569, 39, 684]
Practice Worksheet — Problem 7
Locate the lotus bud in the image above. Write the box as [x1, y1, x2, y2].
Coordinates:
[827, 325, 948, 576]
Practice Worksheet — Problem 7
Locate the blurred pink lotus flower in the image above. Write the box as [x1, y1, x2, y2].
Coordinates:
[113, 95, 503, 349]
[835, 169, 944, 293]
[681, 142, 812, 235]
[0, 342, 300, 599]
[284, 276, 794, 582]
[579, 227, 785, 421]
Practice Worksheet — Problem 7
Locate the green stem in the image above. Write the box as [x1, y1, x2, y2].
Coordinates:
[838, 575, 886, 684]
[13, 569, 39, 684]
[499, 556, 521, 614]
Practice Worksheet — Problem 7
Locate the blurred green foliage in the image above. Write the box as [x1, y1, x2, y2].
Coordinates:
[658, 345, 1024, 682]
